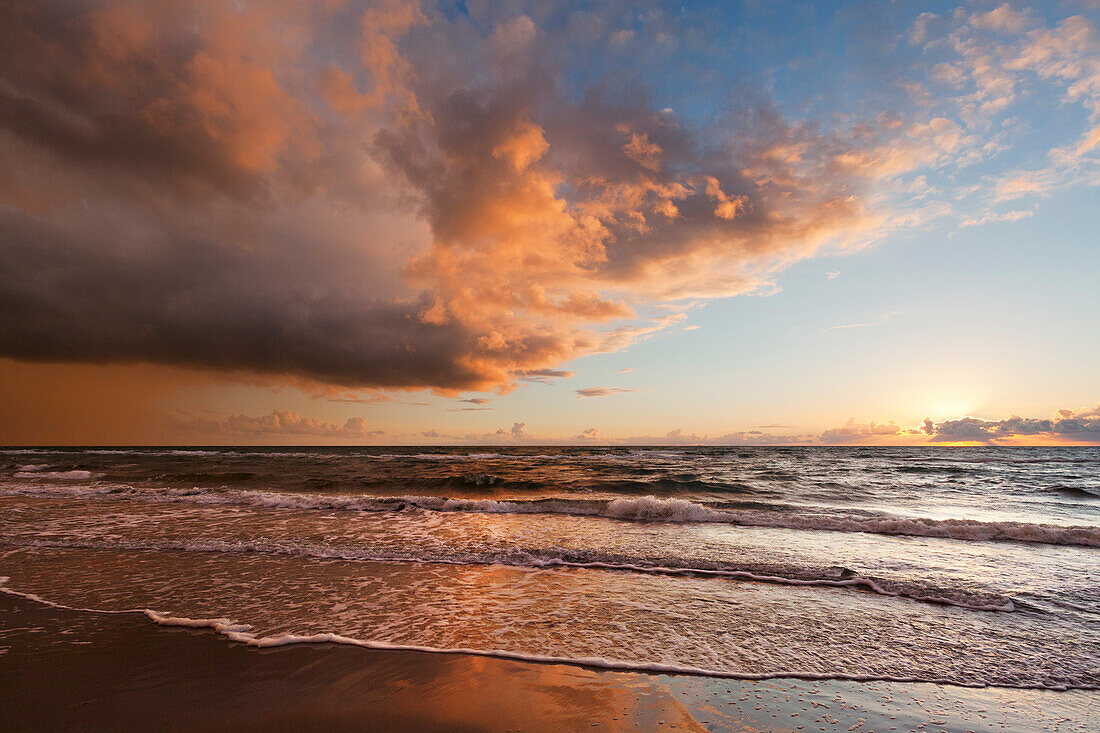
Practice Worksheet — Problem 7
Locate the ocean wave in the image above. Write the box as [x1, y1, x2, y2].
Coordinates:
[0, 576, 144, 615]
[140, 615, 1098, 691]
[388, 452, 511, 461]
[1052, 485, 1099, 499]
[0, 535, 1015, 612]
[627, 450, 688, 459]
[3, 484, 1098, 547]
[0, 578, 1087, 690]
[12, 470, 102, 480]
[161, 471, 752, 496]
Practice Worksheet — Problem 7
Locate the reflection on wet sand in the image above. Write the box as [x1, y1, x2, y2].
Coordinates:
[3, 594, 1094, 732]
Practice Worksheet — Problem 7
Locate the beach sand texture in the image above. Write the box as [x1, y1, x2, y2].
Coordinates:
[1, 594, 1094, 732]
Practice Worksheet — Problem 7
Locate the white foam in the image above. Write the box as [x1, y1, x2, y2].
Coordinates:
[0, 576, 144, 614]
[145, 610, 253, 636]
[3, 484, 1097, 548]
[387, 452, 510, 461]
[628, 450, 687, 459]
[605, 496, 719, 521]
[12, 470, 101, 480]
[0, 577, 1089, 691]
[3, 536, 1016, 612]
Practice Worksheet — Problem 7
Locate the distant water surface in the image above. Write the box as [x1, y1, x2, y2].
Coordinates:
[2, 446, 1097, 690]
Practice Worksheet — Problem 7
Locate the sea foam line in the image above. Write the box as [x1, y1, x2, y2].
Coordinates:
[3, 483, 1098, 548]
[1, 535, 1015, 611]
[13, 470, 102, 480]
[0, 576, 146, 615]
[0, 578, 1085, 691]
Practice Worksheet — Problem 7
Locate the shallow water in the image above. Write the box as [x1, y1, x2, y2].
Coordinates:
[1, 446, 1097, 689]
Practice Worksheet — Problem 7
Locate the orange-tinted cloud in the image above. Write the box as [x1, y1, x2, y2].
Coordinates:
[180, 409, 384, 438]
[0, 1, 1071, 397]
[818, 419, 906, 444]
[620, 429, 804, 446]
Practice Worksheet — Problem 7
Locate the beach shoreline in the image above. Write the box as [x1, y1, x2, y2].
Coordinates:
[1, 592, 1093, 732]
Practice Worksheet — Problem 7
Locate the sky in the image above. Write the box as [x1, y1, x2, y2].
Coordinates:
[0, 0, 1098, 445]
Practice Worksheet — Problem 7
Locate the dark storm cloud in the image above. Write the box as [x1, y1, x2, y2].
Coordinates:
[923, 407, 1100, 443]
[0, 1, 935, 392]
[0, 208, 484, 389]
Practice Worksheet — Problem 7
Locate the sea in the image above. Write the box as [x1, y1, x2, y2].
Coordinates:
[1, 446, 1097, 691]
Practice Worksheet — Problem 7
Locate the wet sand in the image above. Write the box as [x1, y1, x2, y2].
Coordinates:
[0, 594, 1093, 732]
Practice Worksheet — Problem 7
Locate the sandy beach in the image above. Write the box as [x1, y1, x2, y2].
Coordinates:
[3, 0, 1100, 729]
[2, 592, 1093, 732]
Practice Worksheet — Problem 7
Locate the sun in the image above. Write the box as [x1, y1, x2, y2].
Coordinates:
[926, 397, 975, 420]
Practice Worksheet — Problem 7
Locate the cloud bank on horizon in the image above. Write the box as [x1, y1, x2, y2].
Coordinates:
[1, 1, 1097, 443]
[174, 404, 1100, 445]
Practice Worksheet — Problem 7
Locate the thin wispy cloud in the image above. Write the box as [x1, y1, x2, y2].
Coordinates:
[959, 210, 1034, 228]
[515, 369, 577, 383]
[823, 311, 899, 333]
[576, 387, 636, 398]
[329, 398, 430, 406]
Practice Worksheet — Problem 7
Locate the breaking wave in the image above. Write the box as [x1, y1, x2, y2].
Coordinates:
[2, 482, 1097, 548]
[12, 469, 102, 480]
[1, 535, 1015, 612]
[0, 578, 1088, 691]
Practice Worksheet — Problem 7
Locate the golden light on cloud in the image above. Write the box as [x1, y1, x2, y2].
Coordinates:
[2, 7, 1100, 731]
[0, 0, 1096, 445]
